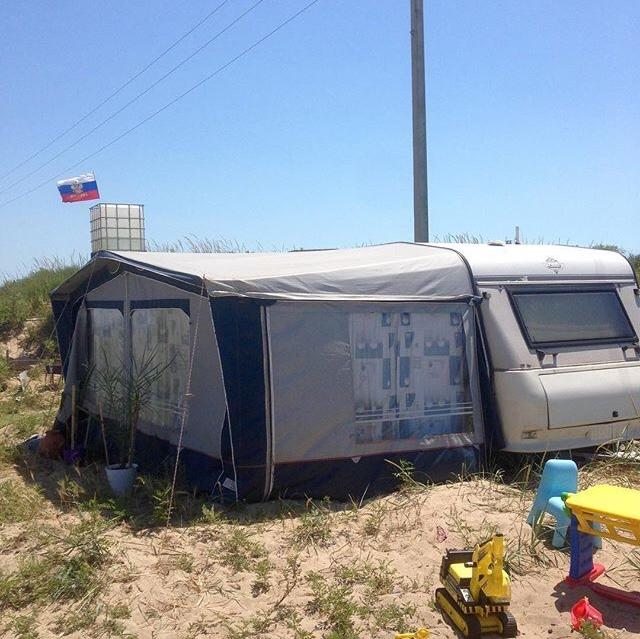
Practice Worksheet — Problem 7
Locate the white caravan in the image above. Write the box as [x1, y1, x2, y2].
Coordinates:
[447, 243, 640, 452]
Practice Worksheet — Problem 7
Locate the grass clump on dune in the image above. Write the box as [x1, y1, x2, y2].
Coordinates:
[0, 257, 81, 355]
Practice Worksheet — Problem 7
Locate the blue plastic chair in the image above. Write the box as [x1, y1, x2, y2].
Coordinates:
[527, 459, 579, 548]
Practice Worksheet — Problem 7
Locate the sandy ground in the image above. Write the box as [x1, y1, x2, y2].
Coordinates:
[1, 368, 638, 638]
[1, 463, 639, 639]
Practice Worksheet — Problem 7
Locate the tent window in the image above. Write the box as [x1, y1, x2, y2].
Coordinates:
[350, 309, 473, 445]
[510, 288, 636, 348]
[86, 307, 124, 416]
[131, 308, 190, 430]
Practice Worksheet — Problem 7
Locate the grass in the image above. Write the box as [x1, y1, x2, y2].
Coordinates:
[0, 516, 110, 611]
[0, 480, 45, 524]
[0, 356, 11, 389]
[5, 613, 40, 639]
[0, 257, 81, 354]
[306, 572, 361, 639]
[291, 499, 333, 548]
[218, 527, 268, 572]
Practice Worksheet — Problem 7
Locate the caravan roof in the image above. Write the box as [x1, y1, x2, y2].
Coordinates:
[438, 243, 634, 283]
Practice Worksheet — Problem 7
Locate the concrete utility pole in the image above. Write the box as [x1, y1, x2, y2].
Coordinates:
[411, 0, 429, 242]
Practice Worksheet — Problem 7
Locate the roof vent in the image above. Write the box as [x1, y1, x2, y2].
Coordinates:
[488, 240, 505, 247]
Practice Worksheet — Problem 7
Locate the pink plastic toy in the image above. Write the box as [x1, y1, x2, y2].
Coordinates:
[570, 597, 603, 631]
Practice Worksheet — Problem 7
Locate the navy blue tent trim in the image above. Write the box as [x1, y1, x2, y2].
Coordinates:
[135, 431, 223, 492]
[86, 300, 124, 310]
[271, 446, 479, 500]
[210, 298, 268, 501]
[130, 299, 190, 314]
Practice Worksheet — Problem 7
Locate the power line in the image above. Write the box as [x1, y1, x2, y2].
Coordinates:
[0, 0, 322, 210]
[0, 0, 230, 185]
[0, 0, 266, 197]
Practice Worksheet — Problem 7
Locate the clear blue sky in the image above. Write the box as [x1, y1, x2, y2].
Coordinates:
[1, 0, 638, 278]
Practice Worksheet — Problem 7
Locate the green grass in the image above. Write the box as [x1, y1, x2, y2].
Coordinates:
[0, 257, 80, 354]
[0, 515, 110, 611]
[218, 528, 268, 572]
[0, 357, 11, 389]
[291, 499, 332, 548]
[5, 613, 40, 639]
[0, 480, 45, 524]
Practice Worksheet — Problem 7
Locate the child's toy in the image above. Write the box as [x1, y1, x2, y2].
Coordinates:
[435, 533, 517, 639]
[394, 629, 429, 639]
[527, 459, 578, 548]
[570, 596, 603, 631]
[528, 459, 600, 549]
[564, 485, 640, 607]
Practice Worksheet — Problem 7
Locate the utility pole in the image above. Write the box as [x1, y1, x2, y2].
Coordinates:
[411, 0, 429, 242]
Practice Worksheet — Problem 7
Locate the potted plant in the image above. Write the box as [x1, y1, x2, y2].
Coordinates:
[92, 346, 171, 496]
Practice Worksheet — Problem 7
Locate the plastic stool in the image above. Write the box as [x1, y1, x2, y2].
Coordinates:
[527, 459, 584, 548]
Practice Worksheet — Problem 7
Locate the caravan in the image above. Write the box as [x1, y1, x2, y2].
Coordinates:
[448, 242, 640, 452]
[51, 243, 640, 500]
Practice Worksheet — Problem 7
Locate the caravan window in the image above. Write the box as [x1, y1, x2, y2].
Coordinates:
[510, 288, 636, 348]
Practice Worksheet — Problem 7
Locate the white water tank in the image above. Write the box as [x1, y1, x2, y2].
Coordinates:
[90, 203, 145, 253]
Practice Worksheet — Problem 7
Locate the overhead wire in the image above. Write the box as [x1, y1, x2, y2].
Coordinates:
[0, 0, 322, 210]
[0, 0, 267, 197]
[0, 0, 231, 185]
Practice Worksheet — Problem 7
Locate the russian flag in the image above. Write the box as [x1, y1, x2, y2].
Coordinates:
[57, 173, 100, 203]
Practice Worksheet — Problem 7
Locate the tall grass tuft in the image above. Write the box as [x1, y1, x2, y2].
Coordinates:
[146, 235, 249, 253]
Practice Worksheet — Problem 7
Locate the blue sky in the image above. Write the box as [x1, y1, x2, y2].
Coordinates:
[1, 0, 638, 278]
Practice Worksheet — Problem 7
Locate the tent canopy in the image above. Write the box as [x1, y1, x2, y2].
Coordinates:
[52, 242, 476, 302]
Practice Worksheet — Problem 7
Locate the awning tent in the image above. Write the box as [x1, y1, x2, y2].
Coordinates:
[51, 243, 485, 501]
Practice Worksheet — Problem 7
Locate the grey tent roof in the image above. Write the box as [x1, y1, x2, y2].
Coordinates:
[53, 242, 475, 301]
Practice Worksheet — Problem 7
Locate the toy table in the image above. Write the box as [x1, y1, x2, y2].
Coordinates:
[565, 484, 640, 606]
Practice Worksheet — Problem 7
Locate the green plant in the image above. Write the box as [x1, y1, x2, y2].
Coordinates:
[251, 558, 272, 596]
[361, 502, 386, 537]
[446, 504, 498, 548]
[386, 458, 430, 492]
[276, 606, 313, 639]
[370, 601, 417, 631]
[90, 345, 174, 468]
[292, 500, 332, 548]
[0, 357, 11, 390]
[200, 503, 226, 525]
[0, 480, 45, 524]
[177, 553, 195, 573]
[306, 572, 361, 639]
[6, 613, 39, 639]
[334, 559, 395, 595]
[0, 516, 110, 610]
[52, 605, 98, 635]
[0, 257, 80, 348]
[218, 528, 267, 572]
[575, 620, 608, 639]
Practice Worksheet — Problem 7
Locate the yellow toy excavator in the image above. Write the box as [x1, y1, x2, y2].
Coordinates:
[435, 533, 517, 639]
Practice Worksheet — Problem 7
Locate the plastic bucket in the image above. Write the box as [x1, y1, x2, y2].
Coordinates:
[105, 463, 138, 496]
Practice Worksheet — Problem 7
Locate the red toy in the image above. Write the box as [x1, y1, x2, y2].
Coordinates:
[570, 597, 603, 631]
